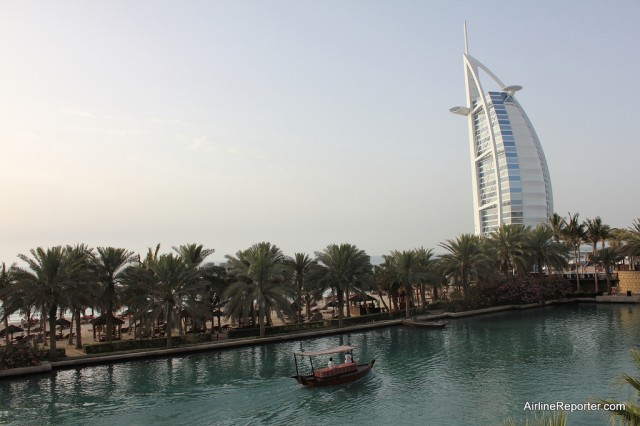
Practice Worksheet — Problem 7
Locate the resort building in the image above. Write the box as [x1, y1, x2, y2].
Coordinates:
[450, 24, 553, 235]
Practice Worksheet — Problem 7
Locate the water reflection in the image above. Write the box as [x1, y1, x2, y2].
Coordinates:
[1, 304, 638, 425]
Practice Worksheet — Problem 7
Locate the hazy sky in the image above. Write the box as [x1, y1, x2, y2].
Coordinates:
[1, 1, 638, 264]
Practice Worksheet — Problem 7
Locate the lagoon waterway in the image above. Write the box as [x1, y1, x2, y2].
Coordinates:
[1, 304, 639, 425]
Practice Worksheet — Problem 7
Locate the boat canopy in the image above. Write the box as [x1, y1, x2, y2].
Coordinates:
[294, 346, 355, 357]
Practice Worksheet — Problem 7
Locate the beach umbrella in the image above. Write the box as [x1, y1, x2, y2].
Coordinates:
[56, 318, 71, 327]
[211, 310, 224, 331]
[91, 314, 125, 340]
[349, 293, 376, 303]
[90, 314, 125, 326]
[55, 317, 72, 337]
[1, 324, 24, 339]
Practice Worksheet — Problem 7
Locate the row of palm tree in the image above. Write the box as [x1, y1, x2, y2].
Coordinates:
[374, 215, 640, 307]
[550, 214, 640, 292]
[1, 215, 640, 360]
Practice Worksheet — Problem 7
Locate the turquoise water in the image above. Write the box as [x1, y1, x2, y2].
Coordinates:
[1, 304, 639, 425]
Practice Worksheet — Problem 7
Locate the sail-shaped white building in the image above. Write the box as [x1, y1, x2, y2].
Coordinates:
[450, 24, 553, 236]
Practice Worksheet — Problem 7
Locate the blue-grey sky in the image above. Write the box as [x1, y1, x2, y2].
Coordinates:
[1, 1, 638, 263]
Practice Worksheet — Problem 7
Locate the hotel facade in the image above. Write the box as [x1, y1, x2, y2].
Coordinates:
[450, 25, 554, 236]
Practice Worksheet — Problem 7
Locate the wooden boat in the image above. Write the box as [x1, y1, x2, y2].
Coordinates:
[292, 345, 375, 387]
[401, 319, 446, 329]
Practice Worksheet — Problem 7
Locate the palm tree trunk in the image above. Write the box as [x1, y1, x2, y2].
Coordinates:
[404, 282, 411, 319]
[41, 307, 47, 347]
[537, 256, 543, 280]
[178, 314, 184, 337]
[337, 289, 344, 328]
[166, 301, 172, 348]
[345, 284, 351, 318]
[574, 246, 581, 291]
[68, 315, 74, 345]
[305, 296, 312, 322]
[592, 244, 599, 293]
[433, 283, 439, 301]
[48, 304, 58, 361]
[258, 303, 266, 337]
[462, 269, 469, 296]
[3, 314, 8, 345]
[75, 308, 83, 349]
[106, 285, 113, 342]
[297, 282, 303, 323]
[26, 308, 32, 341]
[377, 292, 390, 312]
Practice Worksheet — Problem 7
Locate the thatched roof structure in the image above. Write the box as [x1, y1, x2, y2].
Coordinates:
[90, 314, 124, 326]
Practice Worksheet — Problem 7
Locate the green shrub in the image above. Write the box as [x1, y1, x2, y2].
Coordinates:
[427, 301, 445, 310]
[324, 312, 387, 327]
[0, 341, 42, 369]
[84, 333, 213, 354]
[37, 348, 66, 361]
[226, 321, 326, 339]
[226, 328, 260, 339]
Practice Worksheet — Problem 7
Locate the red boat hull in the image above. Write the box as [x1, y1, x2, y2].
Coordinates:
[294, 360, 375, 387]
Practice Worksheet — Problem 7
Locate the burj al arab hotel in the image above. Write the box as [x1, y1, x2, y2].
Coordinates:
[450, 24, 554, 236]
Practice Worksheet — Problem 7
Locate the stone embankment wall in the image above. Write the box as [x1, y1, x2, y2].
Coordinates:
[618, 271, 640, 294]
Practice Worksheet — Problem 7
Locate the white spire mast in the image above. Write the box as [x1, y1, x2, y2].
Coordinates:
[464, 20, 469, 54]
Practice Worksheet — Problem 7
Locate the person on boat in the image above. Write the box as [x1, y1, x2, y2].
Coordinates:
[328, 357, 334, 369]
[344, 353, 353, 364]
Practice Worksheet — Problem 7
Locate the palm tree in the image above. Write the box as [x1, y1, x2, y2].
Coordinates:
[173, 243, 218, 332]
[562, 212, 586, 291]
[526, 224, 568, 276]
[93, 247, 137, 343]
[6, 273, 39, 344]
[285, 253, 317, 323]
[599, 348, 640, 425]
[437, 234, 489, 295]
[315, 243, 371, 328]
[385, 250, 426, 318]
[584, 216, 610, 292]
[199, 264, 227, 333]
[372, 262, 398, 313]
[64, 244, 97, 348]
[415, 247, 436, 307]
[224, 242, 292, 337]
[0, 263, 17, 345]
[549, 212, 566, 243]
[593, 247, 621, 293]
[14, 246, 84, 360]
[173, 243, 215, 268]
[129, 253, 206, 347]
[621, 219, 640, 271]
[486, 224, 529, 276]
